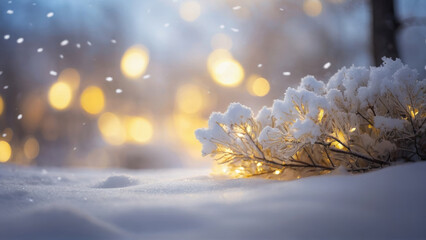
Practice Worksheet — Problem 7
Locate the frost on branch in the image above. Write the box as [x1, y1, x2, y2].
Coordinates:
[195, 58, 426, 179]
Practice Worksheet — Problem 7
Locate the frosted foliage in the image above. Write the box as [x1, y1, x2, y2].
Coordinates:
[196, 58, 425, 179]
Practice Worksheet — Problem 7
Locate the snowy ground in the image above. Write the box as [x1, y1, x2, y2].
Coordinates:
[0, 162, 425, 240]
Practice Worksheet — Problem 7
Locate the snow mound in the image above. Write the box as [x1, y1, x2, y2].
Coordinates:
[96, 175, 138, 188]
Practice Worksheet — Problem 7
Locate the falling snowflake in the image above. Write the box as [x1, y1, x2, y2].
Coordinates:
[164, 23, 170, 27]
[87, 41, 92, 46]
[76, 43, 81, 48]
[233, 6, 241, 10]
[279, 8, 284, 11]
[4, 35, 10, 40]
[17, 114, 23, 120]
[16, 38, 24, 44]
[257, 64, 263, 68]
[3, 85, 9, 90]
[283, 72, 291, 76]
[323, 62, 331, 69]
[59, 54, 64, 59]
[37, 48, 43, 53]
[115, 89, 123, 94]
[105, 77, 113, 82]
[231, 28, 239, 32]
[220, 25, 225, 29]
[49, 71, 57, 76]
[1, 133, 6, 137]
[46, 12, 54, 18]
[60, 40, 69, 46]
[143, 74, 151, 79]
[111, 39, 117, 44]
[6, 10, 14, 14]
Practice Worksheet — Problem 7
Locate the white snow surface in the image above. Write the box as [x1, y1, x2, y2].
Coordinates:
[0, 162, 425, 240]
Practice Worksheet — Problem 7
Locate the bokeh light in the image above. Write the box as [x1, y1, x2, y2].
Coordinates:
[98, 112, 126, 145]
[303, 0, 323, 17]
[0, 140, 12, 162]
[176, 84, 205, 114]
[80, 86, 105, 115]
[0, 95, 4, 116]
[125, 117, 153, 144]
[121, 45, 150, 79]
[23, 137, 40, 160]
[179, 1, 201, 22]
[48, 82, 73, 110]
[247, 76, 270, 97]
[207, 49, 244, 87]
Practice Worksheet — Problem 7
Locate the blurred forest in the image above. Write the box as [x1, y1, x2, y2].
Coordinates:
[0, 0, 425, 168]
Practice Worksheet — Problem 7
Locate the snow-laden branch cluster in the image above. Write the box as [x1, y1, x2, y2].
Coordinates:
[196, 58, 425, 179]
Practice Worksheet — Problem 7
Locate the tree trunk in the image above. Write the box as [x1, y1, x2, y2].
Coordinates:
[371, 0, 400, 66]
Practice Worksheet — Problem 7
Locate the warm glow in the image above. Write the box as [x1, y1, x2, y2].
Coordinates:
[173, 113, 207, 149]
[80, 86, 105, 115]
[58, 68, 80, 91]
[211, 59, 244, 87]
[248, 77, 270, 97]
[0, 95, 4, 116]
[48, 82, 73, 110]
[318, 108, 324, 122]
[274, 170, 281, 175]
[349, 127, 356, 132]
[98, 112, 126, 145]
[408, 105, 419, 118]
[176, 84, 205, 114]
[331, 130, 346, 149]
[303, 0, 322, 17]
[121, 45, 150, 79]
[0, 140, 12, 162]
[211, 33, 232, 50]
[126, 117, 153, 144]
[23, 137, 39, 160]
[179, 1, 201, 22]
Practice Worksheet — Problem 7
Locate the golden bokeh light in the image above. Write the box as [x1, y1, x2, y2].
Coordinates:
[121, 45, 150, 79]
[23, 136, 40, 160]
[179, 1, 201, 22]
[211, 33, 232, 50]
[0, 140, 12, 162]
[48, 82, 73, 110]
[303, 0, 323, 17]
[98, 112, 126, 145]
[58, 68, 80, 91]
[173, 113, 207, 152]
[207, 49, 244, 87]
[247, 76, 270, 97]
[0, 95, 4, 116]
[80, 86, 105, 115]
[176, 84, 205, 114]
[125, 117, 153, 144]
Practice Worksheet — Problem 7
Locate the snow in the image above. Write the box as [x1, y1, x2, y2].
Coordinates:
[4, 34, 10, 40]
[17, 114, 23, 120]
[143, 74, 151, 79]
[60, 40, 69, 46]
[37, 48, 43, 53]
[16, 38, 24, 44]
[283, 71, 291, 76]
[46, 12, 54, 18]
[105, 77, 113, 82]
[323, 62, 331, 69]
[231, 28, 239, 32]
[232, 6, 241, 10]
[115, 89, 123, 94]
[6, 9, 14, 14]
[0, 163, 425, 239]
[49, 71, 57, 76]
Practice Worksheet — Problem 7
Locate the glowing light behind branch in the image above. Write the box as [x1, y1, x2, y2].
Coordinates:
[121, 45, 150, 80]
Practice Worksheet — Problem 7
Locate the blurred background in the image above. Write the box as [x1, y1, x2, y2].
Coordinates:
[0, 0, 425, 169]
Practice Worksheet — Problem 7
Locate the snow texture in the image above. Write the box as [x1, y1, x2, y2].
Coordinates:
[0, 163, 425, 239]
